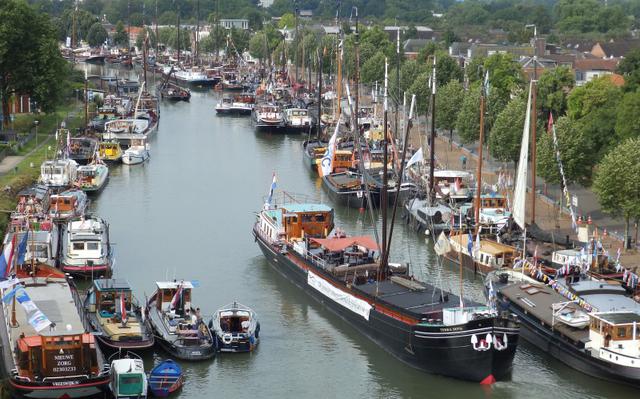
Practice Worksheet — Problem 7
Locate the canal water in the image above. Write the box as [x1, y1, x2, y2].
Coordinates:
[83, 65, 638, 398]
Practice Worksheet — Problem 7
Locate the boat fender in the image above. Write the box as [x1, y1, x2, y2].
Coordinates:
[222, 333, 233, 345]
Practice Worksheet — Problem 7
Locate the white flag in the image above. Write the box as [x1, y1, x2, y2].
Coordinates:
[406, 148, 423, 169]
[320, 122, 340, 177]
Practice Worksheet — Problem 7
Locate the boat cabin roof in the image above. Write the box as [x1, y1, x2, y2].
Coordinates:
[434, 170, 472, 179]
[264, 204, 333, 226]
[94, 278, 131, 292]
[592, 312, 640, 326]
[13, 276, 85, 337]
[156, 281, 194, 290]
[450, 233, 516, 256]
[18, 184, 50, 199]
[310, 236, 379, 252]
[68, 218, 104, 233]
[112, 358, 144, 374]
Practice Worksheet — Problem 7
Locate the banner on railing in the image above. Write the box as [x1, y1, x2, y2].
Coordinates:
[307, 271, 371, 320]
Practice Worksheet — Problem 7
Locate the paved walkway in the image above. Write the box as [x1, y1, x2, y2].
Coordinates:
[0, 135, 53, 176]
[407, 121, 640, 266]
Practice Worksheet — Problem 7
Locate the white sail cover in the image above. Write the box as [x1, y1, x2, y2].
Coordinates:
[513, 82, 533, 230]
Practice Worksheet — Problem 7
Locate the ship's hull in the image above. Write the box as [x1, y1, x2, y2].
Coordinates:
[253, 228, 519, 382]
[491, 286, 640, 386]
[322, 175, 380, 209]
[9, 376, 109, 398]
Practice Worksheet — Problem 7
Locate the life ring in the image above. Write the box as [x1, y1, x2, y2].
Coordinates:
[222, 333, 233, 345]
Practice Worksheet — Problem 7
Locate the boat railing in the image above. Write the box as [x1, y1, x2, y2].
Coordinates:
[288, 242, 328, 270]
[266, 191, 323, 207]
[43, 374, 89, 382]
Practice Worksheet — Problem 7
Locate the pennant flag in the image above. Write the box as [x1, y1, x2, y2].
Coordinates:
[467, 232, 473, 255]
[547, 112, 554, 134]
[16, 232, 29, 266]
[433, 232, 451, 256]
[28, 310, 52, 332]
[15, 288, 30, 304]
[20, 300, 38, 314]
[0, 235, 16, 279]
[2, 285, 20, 304]
[120, 292, 128, 324]
[0, 277, 19, 290]
[265, 173, 277, 208]
[405, 148, 423, 169]
[320, 122, 340, 177]
[483, 70, 490, 97]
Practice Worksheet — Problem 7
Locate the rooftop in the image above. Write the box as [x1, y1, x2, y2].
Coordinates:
[94, 278, 131, 292]
[156, 281, 194, 290]
[594, 312, 640, 325]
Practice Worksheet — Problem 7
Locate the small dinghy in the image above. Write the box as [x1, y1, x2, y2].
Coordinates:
[110, 353, 148, 398]
[148, 360, 184, 397]
[212, 302, 260, 353]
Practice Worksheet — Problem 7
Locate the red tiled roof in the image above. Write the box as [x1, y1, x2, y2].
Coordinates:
[311, 236, 379, 252]
[573, 58, 619, 71]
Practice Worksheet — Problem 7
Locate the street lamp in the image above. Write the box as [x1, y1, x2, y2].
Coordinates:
[34, 120, 39, 147]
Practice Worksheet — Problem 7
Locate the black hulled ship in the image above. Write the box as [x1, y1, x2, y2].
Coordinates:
[253, 199, 519, 383]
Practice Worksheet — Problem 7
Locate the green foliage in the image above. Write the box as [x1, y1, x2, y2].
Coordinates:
[555, 0, 631, 34]
[537, 116, 593, 185]
[435, 52, 463, 86]
[567, 76, 621, 161]
[593, 138, 640, 246]
[483, 53, 524, 101]
[86, 22, 108, 47]
[455, 84, 482, 144]
[361, 51, 386, 84]
[56, 8, 97, 43]
[157, 27, 191, 51]
[409, 72, 432, 113]
[435, 80, 464, 133]
[0, 0, 69, 120]
[488, 94, 526, 164]
[158, 11, 177, 26]
[615, 90, 640, 141]
[113, 21, 129, 47]
[135, 27, 156, 50]
[537, 66, 575, 117]
[279, 13, 296, 29]
[617, 49, 640, 93]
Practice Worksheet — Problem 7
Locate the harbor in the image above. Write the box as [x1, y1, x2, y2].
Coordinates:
[4, 0, 640, 396]
[9, 63, 632, 397]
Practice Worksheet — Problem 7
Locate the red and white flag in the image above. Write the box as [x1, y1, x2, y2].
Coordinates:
[120, 292, 128, 324]
[170, 284, 183, 310]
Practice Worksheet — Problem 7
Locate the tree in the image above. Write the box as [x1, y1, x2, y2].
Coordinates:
[436, 80, 465, 137]
[483, 53, 524, 103]
[435, 51, 463, 86]
[409, 71, 432, 114]
[615, 90, 640, 141]
[1, 0, 69, 126]
[113, 21, 129, 47]
[567, 76, 621, 159]
[593, 138, 640, 249]
[537, 66, 575, 118]
[135, 27, 157, 51]
[279, 12, 295, 29]
[361, 51, 386, 84]
[249, 32, 268, 60]
[455, 84, 482, 144]
[86, 22, 108, 47]
[617, 49, 640, 92]
[537, 116, 594, 185]
[489, 95, 527, 164]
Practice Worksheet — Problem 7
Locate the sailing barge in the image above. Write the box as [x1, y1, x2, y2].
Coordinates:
[253, 199, 519, 383]
[0, 264, 109, 397]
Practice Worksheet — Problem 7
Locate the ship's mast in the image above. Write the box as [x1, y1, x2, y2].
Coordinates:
[428, 56, 436, 203]
[474, 70, 487, 235]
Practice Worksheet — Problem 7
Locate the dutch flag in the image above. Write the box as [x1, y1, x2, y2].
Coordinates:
[266, 173, 277, 207]
[0, 236, 16, 279]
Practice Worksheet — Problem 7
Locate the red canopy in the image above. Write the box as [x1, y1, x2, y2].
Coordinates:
[310, 236, 379, 252]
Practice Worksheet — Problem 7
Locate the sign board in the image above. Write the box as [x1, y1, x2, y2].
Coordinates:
[572, 195, 578, 208]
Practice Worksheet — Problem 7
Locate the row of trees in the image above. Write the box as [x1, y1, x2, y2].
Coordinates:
[1, 0, 69, 127]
